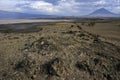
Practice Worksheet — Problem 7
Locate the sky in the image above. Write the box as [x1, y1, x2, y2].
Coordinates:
[0, 0, 120, 16]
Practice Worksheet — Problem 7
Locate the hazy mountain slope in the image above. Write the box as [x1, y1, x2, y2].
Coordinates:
[0, 10, 52, 18]
[88, 8, 120, 17]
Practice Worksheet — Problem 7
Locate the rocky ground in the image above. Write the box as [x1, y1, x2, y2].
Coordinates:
[0, 22, 120, 80]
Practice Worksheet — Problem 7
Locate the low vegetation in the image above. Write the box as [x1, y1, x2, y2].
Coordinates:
[0, 19, 120, 80]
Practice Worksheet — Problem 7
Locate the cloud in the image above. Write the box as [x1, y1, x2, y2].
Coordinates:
[29, 1, 59, 13]
[0, 0, 120, 15]
[116, 6, 120, 10]
[19, 0, 81, 15]
[94, 0, 106, 5]
[0, 0, 29, 12]
[55, 0, 80, 15]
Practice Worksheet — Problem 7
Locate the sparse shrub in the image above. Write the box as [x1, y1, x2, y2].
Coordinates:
[88, 22, 96, 27]
[15, 58, 36, 73]
[94, 58, 100, 65]
[14, 57, 37, 80]
[117, 24, 120, 27]
[115, 62, 120, 72]
[77, 25, 82, 30]
[93, 35, 100, 43]
[79, 33, 86, 37]
[81, 22, 85, 25]
[40, 58, 66, 77]
[76, 61, 93, 75]
[14, 56, 38, 80]
[71, 25, 74, 27]
[13, 37, 19, 39]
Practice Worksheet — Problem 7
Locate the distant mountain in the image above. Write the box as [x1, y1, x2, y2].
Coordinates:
[87, 8, 120, 17]
[0, 10, 53, 19]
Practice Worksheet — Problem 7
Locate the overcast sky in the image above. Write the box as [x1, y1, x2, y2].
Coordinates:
[0, 0, 120, 16]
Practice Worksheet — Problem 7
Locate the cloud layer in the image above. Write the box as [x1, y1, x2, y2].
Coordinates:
[0, 0, 120, 15]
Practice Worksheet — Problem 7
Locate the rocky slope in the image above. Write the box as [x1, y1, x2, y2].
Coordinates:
[0, 23, 120, 80]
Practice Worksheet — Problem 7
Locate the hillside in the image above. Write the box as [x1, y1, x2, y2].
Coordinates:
[0, 22, 120, 80]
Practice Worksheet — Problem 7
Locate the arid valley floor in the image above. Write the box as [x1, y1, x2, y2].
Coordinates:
[0, 18, 120, 80]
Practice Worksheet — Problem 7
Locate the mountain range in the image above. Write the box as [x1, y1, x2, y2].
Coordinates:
[0, 8, 120, 18]
[0, 10, 53, 19]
